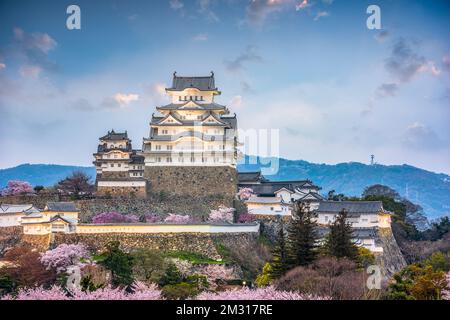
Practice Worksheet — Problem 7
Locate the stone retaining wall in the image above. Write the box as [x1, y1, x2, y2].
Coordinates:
[53, 232, 258, 259]
[144, 166, 238, 197]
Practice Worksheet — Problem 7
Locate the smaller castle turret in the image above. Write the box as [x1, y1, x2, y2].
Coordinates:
[93, 130, 147, 197]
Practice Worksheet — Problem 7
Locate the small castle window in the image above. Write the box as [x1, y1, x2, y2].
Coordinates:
[110, 164, 114, 167]
[167, 145, 173, 150]
[166, 157, 172, 163]
[190, 157, 195, 162]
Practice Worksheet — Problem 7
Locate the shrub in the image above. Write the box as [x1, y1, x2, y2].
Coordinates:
[162, 282, 199, 299]
[196, 286, 327, 300]
[276, 257, 369, 300]
[0, 247, 57, 291]
[164, 214, 191, 223]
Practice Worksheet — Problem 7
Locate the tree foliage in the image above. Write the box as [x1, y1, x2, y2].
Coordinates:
[387, 264, 448, 300]
[99, 241, 134, 287]
[56, 171, 93, 197]
[323, 209, 359, 261]
[286, 202, 319, 267]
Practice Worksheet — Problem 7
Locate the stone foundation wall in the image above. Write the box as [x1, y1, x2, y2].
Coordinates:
[375, 227, 407, 278]
[76, 195, 233, 222]
[145, 166, 238, 197]
[53, 232, 258, 259]
[0, 226, 23, 255]
[96, 185, 147, 198]
[0, 193, 60, 210]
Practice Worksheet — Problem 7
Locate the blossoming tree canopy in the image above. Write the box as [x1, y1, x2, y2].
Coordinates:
[164, 214, 191, 223]
[1, 180, 34, 196]
[237, 187, 254, 201]
[196, 286, 328, 300]
[208, 206, 235, 223]
[92, 212, 139, 224]
[1, 282, 162, 300]
[40, 243, 90, 273]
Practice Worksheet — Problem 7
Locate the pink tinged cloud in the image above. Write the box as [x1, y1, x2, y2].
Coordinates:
[113, 93, 139, 107]
[19, 65, 42, 78]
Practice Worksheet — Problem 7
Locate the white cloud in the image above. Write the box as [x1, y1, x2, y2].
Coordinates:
[169, 0, 184, 10]
[193, 33, 208, 41]
[0, 63, 5, 70]
[314, 11, 329, 21]
[113, 93, 139, 107]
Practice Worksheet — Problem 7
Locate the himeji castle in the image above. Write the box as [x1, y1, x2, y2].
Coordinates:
[94, 72, 241, 197]
[142, 72, 239, 167]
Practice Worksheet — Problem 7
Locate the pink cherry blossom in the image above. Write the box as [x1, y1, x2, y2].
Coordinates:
[237, 188, 254, 201]
[208, 206, 234, 223]
[2, 282, 163, 300]
[1, 180, 34, 196]
[41, 244, 90, 273]
[164, 213, 191, 223]
[196, 286, 328, 300]
[443, 272, 450, 300]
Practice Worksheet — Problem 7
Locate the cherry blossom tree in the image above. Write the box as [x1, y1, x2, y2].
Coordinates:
[201, 264, 235, 289]
[237, 213, 257, 223]
[195, 286, 328, 300]
[1, 180, 34, 196]
[41, 244, 90, 273]
[144, 213, 162, 223]
[164, 214, 191, 223]
[208, 206, 235, 223]
[237, 188, 254, 201]
[2, 282, 163, 300]
[443, 272, 450, 300]
[92, 212, 139, 224]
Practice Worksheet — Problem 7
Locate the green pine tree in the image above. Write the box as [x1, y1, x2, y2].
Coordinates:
[100, 241, 134, 287]
[287, 202, 319, 267]
[323, 209, 359, 260]
[159, 263, 183, 286]
[271, 220, 289, 278]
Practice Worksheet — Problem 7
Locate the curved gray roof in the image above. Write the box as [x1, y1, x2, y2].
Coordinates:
[317, 201, 384, 214]
[46, 202, 78, 212]
[166, 72, 218, 91]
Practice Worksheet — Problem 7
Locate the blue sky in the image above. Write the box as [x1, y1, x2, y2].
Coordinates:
[0, 0, 449, 173]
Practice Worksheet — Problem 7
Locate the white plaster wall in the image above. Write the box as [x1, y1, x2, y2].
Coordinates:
[76, 223, 259, 234]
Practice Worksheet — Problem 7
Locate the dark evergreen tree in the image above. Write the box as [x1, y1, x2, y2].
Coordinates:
[323, 209, 359, 260]
[270, 219, 289, 278]
[159, 263, 183, 286]
[100, 241, 134, 287]
[286, 202, 318, 267]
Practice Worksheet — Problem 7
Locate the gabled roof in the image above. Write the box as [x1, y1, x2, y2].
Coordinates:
[166, 72, 218, 92]
[49, 215, 72, 224]
[100, 129, 129, 141]
[0, 204, 40, 215]
[316, 201, 384, 214]
[45, 202, 78, 212]
[298, 192, 325, 201]
[237, 171, 265, 183]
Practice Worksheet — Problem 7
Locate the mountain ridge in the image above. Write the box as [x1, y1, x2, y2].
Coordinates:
[1, 159, 449, 219]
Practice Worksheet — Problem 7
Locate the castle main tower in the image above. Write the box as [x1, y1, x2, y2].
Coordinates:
[142, 72, 239, 197]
